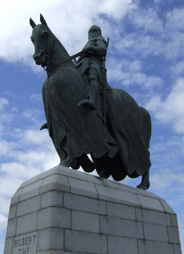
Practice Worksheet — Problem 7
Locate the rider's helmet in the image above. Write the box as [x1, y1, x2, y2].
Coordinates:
[88, 25, 102, 40]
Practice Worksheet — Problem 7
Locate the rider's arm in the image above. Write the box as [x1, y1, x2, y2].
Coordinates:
[83, 38, 107, 57]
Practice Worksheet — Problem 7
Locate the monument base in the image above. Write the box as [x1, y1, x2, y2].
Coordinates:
[4, 165, 182, 254]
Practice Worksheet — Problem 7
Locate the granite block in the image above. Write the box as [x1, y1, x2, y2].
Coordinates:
[138, 239, 174, 254]
[3, 237, 13, 254]
[100, 216, 143, 238]
[64, 193, 106, 215]
[168, 226, 181, 244]
[4, 165, 182, 254]
[95, 184, 140, 206]
[21, 167, 58, 187]
[56, 165, 103, 185]
[37, 228, 64, 251]
[173, 244, 182, 254]
[40, 174, 70, 193]
[107, 202, 136, 220]
[17, 196, 41, 217]
[160, 199, 175, 214]
[8, 204, 17, 219]
[135, 207, 143, 221]
[72, 210, 100, 233]
[41, 191, 63, 208]
[171, 214, 179, 227]
[10, 188, 23, 205]
[6, 219, 17, 238]
[37, 207, 71, 229]
[19, 180, 43, 202]
[65, 230, 107, 253]
[142, 209, 171, 226]
[137, 194, 164, 212]
[13, 231, 38, 254]
[37, 251, 71, 254]
[69, 177, 98, 198]
[144, 222, 168, 242]
[108, 235, 138, 254]
[16, 212, 38, 235]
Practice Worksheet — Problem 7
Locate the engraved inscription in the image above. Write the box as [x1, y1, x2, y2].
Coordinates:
[13, 232, 38, 254]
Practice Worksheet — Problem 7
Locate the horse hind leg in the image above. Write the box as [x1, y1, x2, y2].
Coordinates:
[137, 170, 150, 190]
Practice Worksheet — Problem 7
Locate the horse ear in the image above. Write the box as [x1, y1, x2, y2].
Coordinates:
[40, 14, 47, 26]
[29, 18, 36, 28]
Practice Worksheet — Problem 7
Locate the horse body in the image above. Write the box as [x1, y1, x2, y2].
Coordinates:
[30, 15, 151, 190]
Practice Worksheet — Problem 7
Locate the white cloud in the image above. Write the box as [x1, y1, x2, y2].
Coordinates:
[0, 0, 136, 63]
[0, 140, 17, 156]
[147, 78, 184, 134]
[171, 60, 184, 77]
[156, 79, 184, 133]
[0, 98, 9, 111]
[22, 108, 43, 125]
[0, 214, 7, 234]
[29, 93, 42, 102]
[129, 7, 164, 33]
[145, 95, 162, 113]
[114, 32, 165, 59]
[107, 58, 162, 89]
[166, 8, 184, 32]
[99, 0, 136, 20]
[164, 32, 184, 61]
[111, 6, 184, 64]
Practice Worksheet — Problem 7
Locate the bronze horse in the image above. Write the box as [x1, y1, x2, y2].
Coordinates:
[30, 14, 151, 190]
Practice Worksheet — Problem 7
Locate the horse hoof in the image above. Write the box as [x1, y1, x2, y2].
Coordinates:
[60, 157, 79, 169]
[78, 100, 97, 111]
[137, 182, 150, 190]
[99, 169, 110, 179]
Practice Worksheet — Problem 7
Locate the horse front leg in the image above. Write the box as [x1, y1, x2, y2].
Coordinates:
[60, 154, 95, 173]
[60, 157, 80, 169]
[137, 170, 150, 190]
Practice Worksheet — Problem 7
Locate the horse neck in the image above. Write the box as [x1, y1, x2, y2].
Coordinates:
[46, 37, 74, 76]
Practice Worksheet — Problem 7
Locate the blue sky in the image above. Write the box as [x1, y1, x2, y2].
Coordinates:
[0, 0, 184, 253]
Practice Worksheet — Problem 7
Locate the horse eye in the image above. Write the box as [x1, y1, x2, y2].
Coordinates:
[41, 31, 49, 39]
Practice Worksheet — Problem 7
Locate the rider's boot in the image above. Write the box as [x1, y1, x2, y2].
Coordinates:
[78, 79, 98, 111]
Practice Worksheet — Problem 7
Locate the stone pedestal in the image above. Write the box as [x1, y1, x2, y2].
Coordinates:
[4, 165, 182, 254]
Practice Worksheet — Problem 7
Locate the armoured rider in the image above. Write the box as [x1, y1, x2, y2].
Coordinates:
[76, 25, 108, 111]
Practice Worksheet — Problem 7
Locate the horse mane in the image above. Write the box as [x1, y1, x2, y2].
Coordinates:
[45, 25, 75, 69]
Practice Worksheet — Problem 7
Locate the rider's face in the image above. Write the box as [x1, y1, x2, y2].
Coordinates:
[88, 28, 99, 39]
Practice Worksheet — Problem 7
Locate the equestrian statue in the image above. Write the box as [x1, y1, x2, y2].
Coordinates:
[29, 14, 152, 190]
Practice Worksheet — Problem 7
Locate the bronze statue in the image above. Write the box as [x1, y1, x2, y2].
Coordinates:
[30, 14, 151, 190]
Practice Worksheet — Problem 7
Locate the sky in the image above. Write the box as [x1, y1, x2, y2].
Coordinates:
[0, 0, 184, 253]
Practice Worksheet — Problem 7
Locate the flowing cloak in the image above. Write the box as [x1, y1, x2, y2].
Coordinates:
[105, 87, 151, 178]
[42, 64, 119, 162]
[75, 40, 151, 179]
[42, 61, 151, 180]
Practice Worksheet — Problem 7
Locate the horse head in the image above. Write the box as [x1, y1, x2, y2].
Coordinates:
[30, 14, 55, 67]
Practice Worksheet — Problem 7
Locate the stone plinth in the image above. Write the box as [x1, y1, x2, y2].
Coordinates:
[4, 165, 182, 254]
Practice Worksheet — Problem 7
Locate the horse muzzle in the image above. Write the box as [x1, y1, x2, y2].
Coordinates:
[33, 50, 47, 67]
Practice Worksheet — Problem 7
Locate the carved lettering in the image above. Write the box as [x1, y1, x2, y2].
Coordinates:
[13, 232, 37, 254]
[18, 247, 30, 254]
